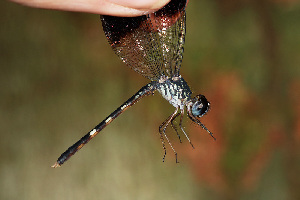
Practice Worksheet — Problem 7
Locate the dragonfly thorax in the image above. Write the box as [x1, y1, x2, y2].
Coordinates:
[155, 75, 192, 109]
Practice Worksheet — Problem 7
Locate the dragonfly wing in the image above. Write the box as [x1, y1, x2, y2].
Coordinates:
[101, 0, 187, 81]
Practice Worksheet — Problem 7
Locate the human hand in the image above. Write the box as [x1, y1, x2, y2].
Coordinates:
[10, 0, 171, 17]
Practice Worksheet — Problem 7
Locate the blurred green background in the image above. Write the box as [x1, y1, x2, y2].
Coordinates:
[1, 0, 300, 199]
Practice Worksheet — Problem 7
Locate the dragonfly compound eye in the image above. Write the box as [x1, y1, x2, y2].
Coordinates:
[192, 95, 210, 117]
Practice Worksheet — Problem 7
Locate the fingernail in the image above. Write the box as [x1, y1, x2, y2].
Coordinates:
[108, 0, 170, 11]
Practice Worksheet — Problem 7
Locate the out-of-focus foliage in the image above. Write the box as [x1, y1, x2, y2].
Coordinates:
[1, 0, 299, 200]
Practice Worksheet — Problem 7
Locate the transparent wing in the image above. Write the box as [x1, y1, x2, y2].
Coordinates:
[101, 0, 186, 81]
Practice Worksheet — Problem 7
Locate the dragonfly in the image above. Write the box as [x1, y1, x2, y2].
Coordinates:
[52, 0, 215, 168]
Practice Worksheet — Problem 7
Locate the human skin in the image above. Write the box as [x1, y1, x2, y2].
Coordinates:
[10, 0, 171, 16]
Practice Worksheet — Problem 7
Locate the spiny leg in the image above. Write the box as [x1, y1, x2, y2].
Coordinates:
[159, 109, 178, 161]
[187, 110, 216, 140]
[159, 130, 167, 162]
[170, 110, 195, 148]
[179, 109, 194, 148]
[159, 107, 179, 163]
[170, 113, 182, 143]
[52, 83, 155, 168]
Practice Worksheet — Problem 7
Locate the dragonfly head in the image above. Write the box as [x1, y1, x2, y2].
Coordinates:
[188, 94, 210, 118]
[186, 94, 215, 140]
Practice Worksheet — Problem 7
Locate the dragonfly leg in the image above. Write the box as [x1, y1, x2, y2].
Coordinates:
[179, 109, 194, 148]
[187, 108, 216, 141]
[159, 107, 179, 163]
[170, 112, 182, 143]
